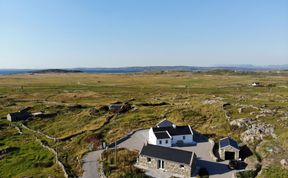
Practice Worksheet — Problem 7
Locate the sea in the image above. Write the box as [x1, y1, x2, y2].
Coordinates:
[0, 69, 144, 75]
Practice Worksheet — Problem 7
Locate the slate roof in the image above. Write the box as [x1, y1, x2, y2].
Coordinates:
[140, 144, 194, 165]
[157, 119, 174, 128]
[154, 131, 171, 139]
[109, 104, 123, 110]
[153, 126, 192, 136]
[219, 137, 239, 150]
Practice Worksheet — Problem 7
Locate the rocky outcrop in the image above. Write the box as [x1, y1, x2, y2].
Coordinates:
[240, 123, 276, 143]
[280, 159, 288, 169]
[230, 118, 255, 128]
[202, 100, 219, 105]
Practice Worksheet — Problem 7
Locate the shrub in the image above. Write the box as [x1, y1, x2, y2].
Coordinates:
[101, 148, 146, 178]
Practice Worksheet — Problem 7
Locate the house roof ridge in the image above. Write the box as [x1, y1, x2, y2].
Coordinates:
[140, 144, 194, 165]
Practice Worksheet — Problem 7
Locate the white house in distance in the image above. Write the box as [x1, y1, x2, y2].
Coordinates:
[148, 119, 195, 147]
[251, 82, 260, 87]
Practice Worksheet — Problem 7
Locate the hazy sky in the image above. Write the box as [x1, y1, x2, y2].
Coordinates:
[0, 0, 288, 68]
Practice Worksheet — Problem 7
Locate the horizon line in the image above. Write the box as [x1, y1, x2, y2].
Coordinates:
[0, 64, 288, 70]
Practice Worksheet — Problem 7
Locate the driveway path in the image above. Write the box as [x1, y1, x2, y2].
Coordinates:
[117, 129, 149, 151]
[80, 150, 104, 178]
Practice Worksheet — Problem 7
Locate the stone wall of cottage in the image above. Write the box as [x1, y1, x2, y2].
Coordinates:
[138, 155, 193, 178]
[219, 146, 239, 160]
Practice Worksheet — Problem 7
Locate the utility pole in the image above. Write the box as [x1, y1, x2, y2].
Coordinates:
[114, 140, 117, 166]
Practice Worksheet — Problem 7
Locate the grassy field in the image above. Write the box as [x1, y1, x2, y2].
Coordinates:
[0, 71, 287, 177]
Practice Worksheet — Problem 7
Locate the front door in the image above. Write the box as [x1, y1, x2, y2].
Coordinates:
[157, 160, 164, 169]
[225, 151, 235, 160]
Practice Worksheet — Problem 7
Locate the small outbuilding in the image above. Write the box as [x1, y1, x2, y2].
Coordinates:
[219, 137, 240, 160]
[251, 82, 260, 87]
[137, 144, 197, 178]
[7, 110, 30, 122]
[108, 104, 123, 113]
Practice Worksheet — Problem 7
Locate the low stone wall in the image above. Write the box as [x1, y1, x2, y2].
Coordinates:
[20, 124, 69, 178]
[36, 139, 69, 178]
[14, 126, 22, 135]
[208, 139, 219, 161]
[21, 123, 57, 141]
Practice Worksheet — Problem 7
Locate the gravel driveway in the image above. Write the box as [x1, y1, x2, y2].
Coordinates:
[80, 129, 149, 178]
[117, 129, 149, 151]
[80, 150, 104, 178]
[81, 129, 238, 178]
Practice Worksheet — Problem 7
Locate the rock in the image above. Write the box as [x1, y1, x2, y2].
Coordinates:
[224, 110, 232, 120]
[241, 123, 276, 143]
[256, 114, 267, 119]
[230, 118, 254, 128]
[202, 100, 218, 105]
[260, 108, 274, 115]
[280, 117, 288, 121]
[280, 159, 288, 169]
[238, 108, 244, 113]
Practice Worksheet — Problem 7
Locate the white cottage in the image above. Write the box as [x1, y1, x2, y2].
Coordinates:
[148, 119, 195, 147]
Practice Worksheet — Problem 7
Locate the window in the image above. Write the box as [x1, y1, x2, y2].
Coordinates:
[159, 140, 162, 144]
[183, 136, 186, 140]
[180, 164, 184, 169]
[147, 157, 151, 163]
[165, 140, 168, 144]
[158, 160, 164, 169]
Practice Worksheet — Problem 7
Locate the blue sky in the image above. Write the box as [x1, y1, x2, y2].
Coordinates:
[0, 0, 287, 68]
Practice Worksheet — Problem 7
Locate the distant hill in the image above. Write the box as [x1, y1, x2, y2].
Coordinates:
[32, 69, 82, 74]
[77, 64, 288, 73]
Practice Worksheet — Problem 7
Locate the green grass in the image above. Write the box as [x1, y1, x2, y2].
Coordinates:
[0, 71, 287, 177]
[0, 121, 62, 177]
[259, 166, 288, 178]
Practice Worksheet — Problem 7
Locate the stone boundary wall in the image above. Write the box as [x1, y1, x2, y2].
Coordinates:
[208, 139, 218, 161]
[20, 124, 69, 177]
[21, 124, 57, 141]
[35, 138, 69, 178]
